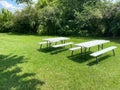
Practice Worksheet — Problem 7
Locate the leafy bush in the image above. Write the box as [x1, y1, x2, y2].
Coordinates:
[12, 6, 39, 33]
[0, 9, 13, 32]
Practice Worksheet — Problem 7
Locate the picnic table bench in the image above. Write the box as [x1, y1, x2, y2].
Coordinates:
[90, 46, 117, 62]
[69, 47, 81, 55]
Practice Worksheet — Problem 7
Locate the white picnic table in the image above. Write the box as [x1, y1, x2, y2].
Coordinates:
[75, 40, 110, 54]
[43, 37, 70, 47]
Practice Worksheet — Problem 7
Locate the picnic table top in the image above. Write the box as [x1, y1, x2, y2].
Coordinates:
[43, 37, 70, 42]
[75, 40, 110, 48]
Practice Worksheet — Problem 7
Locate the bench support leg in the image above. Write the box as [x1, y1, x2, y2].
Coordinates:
[96, 57, 98, 63]
[40, 44, 42, 49]
[101, 44, 103, 49]
[98, 45, 100, 51]
[55, 42, 57, 45]
[81, 47, 82, 55]
[112, 49, 115, 56]
[71, 51, 74, 55]
[61, 40, 65, 44]
[88, 48, 90, 52]
[84, 48, 87, 55]
[49, 43, 52, 47]
[47, 42, 49, 48]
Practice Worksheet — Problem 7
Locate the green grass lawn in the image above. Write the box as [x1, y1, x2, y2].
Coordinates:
[0, 33, 120, 90]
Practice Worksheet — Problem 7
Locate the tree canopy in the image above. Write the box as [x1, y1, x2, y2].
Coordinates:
[0, 0, 120, 37]
[15, 0, 32, 4]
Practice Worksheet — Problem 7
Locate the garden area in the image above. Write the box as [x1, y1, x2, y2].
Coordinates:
[0, 0, 120, 90]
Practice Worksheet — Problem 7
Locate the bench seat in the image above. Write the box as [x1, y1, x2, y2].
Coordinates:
[52, 42, 73, 48]
[38, 42, 48, 48]
[38, 42, 48, 44]
[90, 46, 117, 62]
[69, 47, 81, 55]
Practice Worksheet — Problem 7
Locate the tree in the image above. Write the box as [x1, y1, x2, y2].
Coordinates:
[0, 8, 13, 32]
[0, 0, 119, 37]
[15, 0, 32, 4]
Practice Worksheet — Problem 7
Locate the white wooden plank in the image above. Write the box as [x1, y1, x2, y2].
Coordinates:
[75, 40, 110, 48]
[38, 42, 47, 44]
[90, 46, 117, 57]
[69, 47, 81, 51]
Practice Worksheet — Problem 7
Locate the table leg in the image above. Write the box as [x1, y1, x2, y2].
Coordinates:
[101, 44, 103, 49]
[96, 57, 98, 63]
[40, 44, 42, 49]
[88, 48, 90, 52]
[47, 41, 52, 47]
[71, 51, 74, 55]
[47, 41, 49, 48]
[84, 48, 87, 55]
[55, 42, 57, 45]
[112, 49, 115, 56]
[98, 45, 100, 51]
[49, 42, 52, 47]
[80, 47, 82, 55]
[64, 40, 65, 43]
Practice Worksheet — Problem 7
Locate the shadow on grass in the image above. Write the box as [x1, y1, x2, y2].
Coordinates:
[37, 47, 57, 53]
[67, 52, 93, 63]
[87, 55, 111, 66]
[37, 47, 69, 54]
[50, 48, 68, 55]
[0, 54, 44, 90]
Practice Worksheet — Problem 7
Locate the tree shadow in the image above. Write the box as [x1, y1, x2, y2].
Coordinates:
[0, 54, 25, 72]
[87, 55, 111, 66]
[0, 54, 44, 90]
[67, 51, 93, 63]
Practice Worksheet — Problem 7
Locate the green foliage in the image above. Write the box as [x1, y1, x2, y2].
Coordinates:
[36, 0, 61, 35]
[0, 0, 120, 37]
[0, 8, 13, 32]
[15, 0, 32, 4]
[38, 6, 60, 35]
[102, 1, 120, 36]
[13, 6, 39, 33]
[82, 5, 103, 36]
[108, 2, 120, 37]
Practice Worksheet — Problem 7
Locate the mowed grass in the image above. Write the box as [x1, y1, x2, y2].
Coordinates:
[0, 33, 120, 90]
